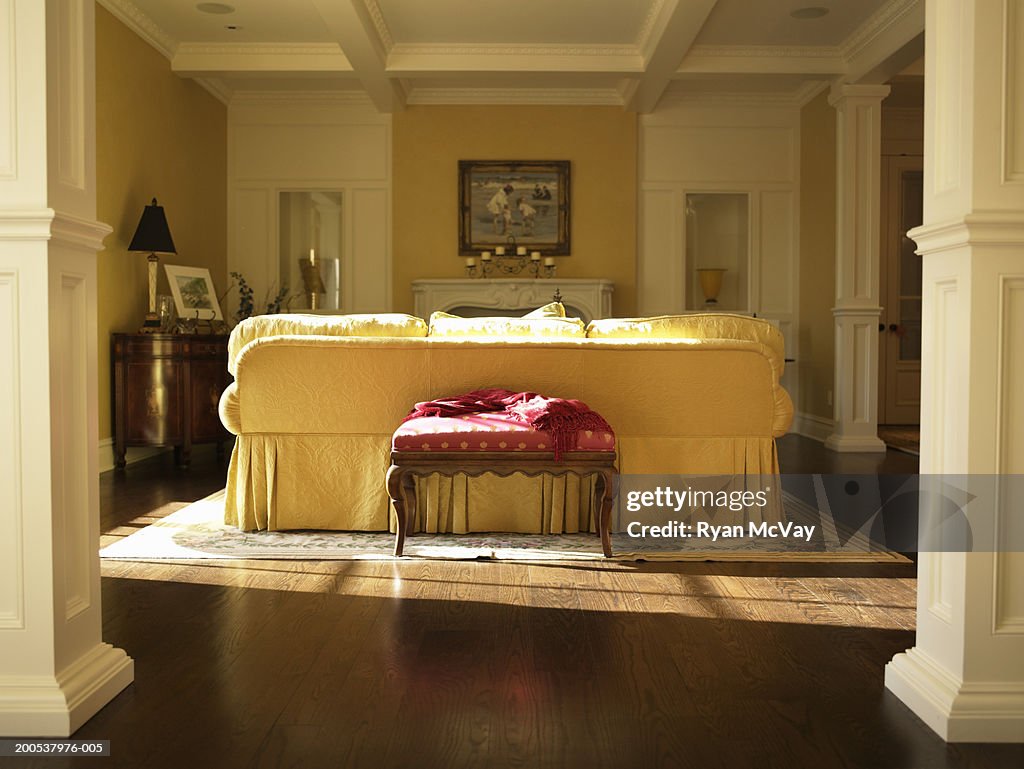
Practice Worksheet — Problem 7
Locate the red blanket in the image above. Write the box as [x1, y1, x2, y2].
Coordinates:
[404, 388, 613, 460]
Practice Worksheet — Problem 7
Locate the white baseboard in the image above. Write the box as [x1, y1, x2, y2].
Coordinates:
[98, 438, 169, 473]
[791, 411, 833, 443]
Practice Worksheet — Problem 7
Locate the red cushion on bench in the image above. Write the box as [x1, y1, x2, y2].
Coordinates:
[393, 413, 615, 452]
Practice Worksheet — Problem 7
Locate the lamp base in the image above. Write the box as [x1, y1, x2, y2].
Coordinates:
[139, 313, 161, 334]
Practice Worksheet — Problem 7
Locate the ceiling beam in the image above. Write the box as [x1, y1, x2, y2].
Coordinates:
[386, 46, 642, 78]
[626, 0, 718, 113]
[840, 0, 924, 84]
[310, 0, 406, 112]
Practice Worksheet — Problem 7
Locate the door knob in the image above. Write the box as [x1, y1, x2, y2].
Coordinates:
[879, 323, 885, 332]
[889, 323, 899, 332]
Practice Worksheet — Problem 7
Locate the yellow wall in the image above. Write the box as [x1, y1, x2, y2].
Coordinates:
[95, 6, 227, 442]
[798, 90, 836, 421]
[392, 106, 637, 315]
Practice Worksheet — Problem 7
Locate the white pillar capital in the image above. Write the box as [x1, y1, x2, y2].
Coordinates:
[827, 83, 892, 107]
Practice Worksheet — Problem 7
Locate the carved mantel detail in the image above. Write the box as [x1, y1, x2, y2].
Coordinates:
[412, 278, 614, 322]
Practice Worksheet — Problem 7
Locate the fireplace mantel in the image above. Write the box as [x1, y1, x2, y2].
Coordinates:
[412, 278, 614, 322]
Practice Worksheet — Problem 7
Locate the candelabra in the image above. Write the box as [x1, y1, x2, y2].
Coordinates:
[465, 236, 556, 278]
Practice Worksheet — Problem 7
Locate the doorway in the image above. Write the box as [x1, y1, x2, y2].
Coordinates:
[878, 155, 923, 427]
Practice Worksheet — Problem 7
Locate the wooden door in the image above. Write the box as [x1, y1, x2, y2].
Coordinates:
[878, 155, 923, 425]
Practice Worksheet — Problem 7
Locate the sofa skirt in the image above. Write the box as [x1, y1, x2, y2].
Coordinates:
[224, 433, 781, 533]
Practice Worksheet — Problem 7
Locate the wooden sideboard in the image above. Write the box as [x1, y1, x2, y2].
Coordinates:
[111, 333, 232, 469]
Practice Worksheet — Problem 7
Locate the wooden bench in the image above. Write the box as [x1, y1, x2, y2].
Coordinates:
[386, 413, 617, 558]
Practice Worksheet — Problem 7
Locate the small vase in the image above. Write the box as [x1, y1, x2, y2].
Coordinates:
[696, 268, 727, 306]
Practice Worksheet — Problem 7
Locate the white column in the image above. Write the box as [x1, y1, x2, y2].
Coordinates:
[0, 0, 133, 736]
[825, 84, 890, 453]
[884, 0, 1024, 743]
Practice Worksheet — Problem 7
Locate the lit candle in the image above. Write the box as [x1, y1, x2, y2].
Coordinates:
[530, 251, 541, 262]
[465, 257, 476, 267]
[544, 257, 556, 267]
[309, 248, 316, 265]
[517, 246, 527, 256]
[481, 251, 492, 262]
[495, 246, 505, 256]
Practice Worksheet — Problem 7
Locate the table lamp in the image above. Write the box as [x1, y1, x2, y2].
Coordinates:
[128, 198, 176, 332]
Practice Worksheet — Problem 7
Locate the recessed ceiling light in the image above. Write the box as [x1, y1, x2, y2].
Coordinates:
[196, 2, 235, 14]
[790, 6, 830, 19]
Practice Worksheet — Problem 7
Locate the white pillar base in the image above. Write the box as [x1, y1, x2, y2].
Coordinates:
[824, 432, 887, 453]
[0, 643, 134, 737]
[886, 648, 1024, 743]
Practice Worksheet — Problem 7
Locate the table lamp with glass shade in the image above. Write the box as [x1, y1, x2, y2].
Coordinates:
[128, 198, 176, 333]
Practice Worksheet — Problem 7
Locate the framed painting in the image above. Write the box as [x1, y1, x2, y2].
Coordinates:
[458, 160, 570, 255]
[164, 264, 223, 321]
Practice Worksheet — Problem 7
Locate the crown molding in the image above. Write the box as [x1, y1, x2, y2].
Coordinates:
[228, 90, 376, 108]
[840, 0, 922, 61]
[194, 77, 232, 106]
[657, 80, 824, 109]
[686, 43, 838, 60]
[96, 0, 177, 60]
[388, 42, 639, 59]
[175, 42, 345, 57]
[406, 87, 624, 107]
[362, 0, 394, 55]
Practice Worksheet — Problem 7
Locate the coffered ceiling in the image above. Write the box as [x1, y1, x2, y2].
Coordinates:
[99, 0, 923, 110]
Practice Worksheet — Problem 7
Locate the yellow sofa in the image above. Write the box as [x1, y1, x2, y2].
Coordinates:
[219, 312, 793, 533]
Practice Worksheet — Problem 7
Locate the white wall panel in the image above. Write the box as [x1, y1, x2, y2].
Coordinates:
[0, 0, 16, 180]
[349, 188, 389, 312]
[643, 125, 795, 184]
[1006, 0, 1024, 182]
[232, 124, 389, 182]
[758, 190, 795, 315]
[0, 271, 24, 630]
[995, 277, 1024, 632]
[638, 187, 681, 315]
[56, 272, 89, 620]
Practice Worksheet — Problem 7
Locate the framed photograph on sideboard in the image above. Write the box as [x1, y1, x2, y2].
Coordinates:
[164, 264, 223, 321]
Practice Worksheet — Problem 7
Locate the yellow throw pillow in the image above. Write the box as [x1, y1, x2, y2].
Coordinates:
[428, 309, 585, 338]
[523, 301, 567, 319]
[228, 313, 428, 375]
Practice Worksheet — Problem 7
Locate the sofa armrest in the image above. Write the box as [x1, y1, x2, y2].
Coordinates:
[219, 382, 242, 435]
[773, 385, 794, 437]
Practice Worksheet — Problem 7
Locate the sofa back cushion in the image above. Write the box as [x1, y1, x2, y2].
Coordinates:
[228, 312, 427, 375]
[428, 305, 585, 338]
[586, 313, 783, 359]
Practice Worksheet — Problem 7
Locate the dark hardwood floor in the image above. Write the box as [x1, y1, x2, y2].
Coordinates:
[11, 439, 1022, 768]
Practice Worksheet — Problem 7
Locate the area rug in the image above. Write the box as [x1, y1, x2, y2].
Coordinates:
[878, 425, 921, 456]
[99, 491, 907, 563]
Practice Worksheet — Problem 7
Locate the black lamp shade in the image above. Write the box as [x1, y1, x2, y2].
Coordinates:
[128, 197, 176, 254]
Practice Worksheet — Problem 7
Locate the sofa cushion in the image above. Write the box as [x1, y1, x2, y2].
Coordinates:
[428, 308, 585, 338]
[586, 313, 784, 357]
[392, 413, 614, 452]
[228, 312, 427, 375]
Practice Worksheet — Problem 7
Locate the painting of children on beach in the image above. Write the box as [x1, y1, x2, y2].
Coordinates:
[458, 160, 570, 255]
